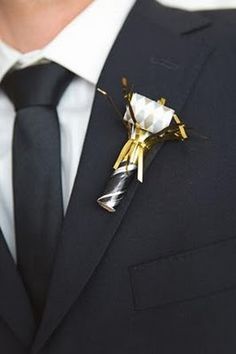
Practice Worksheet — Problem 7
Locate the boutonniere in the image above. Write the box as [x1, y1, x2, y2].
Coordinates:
[97, 78, 188, 213]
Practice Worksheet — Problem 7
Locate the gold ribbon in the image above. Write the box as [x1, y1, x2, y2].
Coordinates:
[113, 113, 188, 183]
[113, 125, 150, 183]
[173, 114, 188, 140]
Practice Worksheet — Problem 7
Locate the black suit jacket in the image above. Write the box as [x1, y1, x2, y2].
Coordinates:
[1, 1, 236, 353]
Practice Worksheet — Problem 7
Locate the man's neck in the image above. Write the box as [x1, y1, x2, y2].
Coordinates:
[0, 0, 94, 53]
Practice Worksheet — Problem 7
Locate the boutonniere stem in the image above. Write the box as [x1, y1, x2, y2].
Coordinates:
[97, 78, 188, 213]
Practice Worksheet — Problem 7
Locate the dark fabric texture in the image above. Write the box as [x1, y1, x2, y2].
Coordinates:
[1, 63, 75, 323]
[0, 1, 236, 353]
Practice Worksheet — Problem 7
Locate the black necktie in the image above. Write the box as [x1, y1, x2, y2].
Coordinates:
[1, 62, 75, 323]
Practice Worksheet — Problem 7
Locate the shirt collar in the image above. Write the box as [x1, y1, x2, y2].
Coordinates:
[0, 0, 136, 84]
[0, 41, 22, 81]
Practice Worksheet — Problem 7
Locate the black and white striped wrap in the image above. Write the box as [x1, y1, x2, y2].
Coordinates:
[97, 161, 137, 213]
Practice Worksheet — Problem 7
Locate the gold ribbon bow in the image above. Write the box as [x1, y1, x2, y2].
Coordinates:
[97, 83, 188, 184]
[113, 98, 188, 183]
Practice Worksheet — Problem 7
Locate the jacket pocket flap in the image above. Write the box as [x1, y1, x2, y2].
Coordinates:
[129, 238, 236, 310]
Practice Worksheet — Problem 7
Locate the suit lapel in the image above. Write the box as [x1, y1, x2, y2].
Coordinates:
[0, 229, 36, 347]
[32, 1, 213, 352]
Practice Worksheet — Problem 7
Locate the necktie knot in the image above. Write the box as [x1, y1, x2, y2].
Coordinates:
[1, 62, 75, 110]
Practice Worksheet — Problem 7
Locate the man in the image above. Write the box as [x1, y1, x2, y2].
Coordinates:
[0, 0, 236, 353]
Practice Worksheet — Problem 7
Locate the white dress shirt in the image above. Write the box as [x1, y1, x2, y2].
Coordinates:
[0, 0, 136, 261]
[159, 0, 236, 10]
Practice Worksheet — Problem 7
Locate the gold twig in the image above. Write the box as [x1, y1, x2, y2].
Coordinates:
[121, 77, 137, 124]
[97, 88, 123, 119]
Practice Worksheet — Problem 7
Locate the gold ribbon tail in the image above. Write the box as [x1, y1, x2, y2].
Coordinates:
[113, 139, 133, 170]
[173, 114, 188, 140]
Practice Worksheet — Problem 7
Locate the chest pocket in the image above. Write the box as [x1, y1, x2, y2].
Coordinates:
[129, 237, 236, 310]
